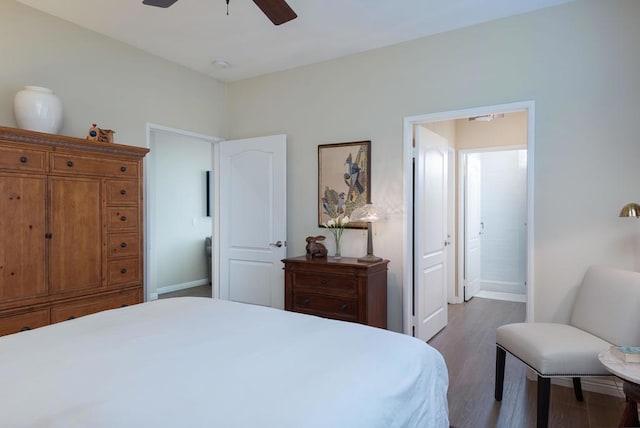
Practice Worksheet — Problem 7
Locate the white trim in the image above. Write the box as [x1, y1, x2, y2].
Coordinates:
[475, 291, 526, 303]
[552, 377, 624, 398]
[144, 123, 222, 303]
[403, 101, 536, 335]
[157, 279, 210, 295]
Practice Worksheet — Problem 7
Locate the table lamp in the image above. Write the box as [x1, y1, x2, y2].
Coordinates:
[350, 202, 384, 262]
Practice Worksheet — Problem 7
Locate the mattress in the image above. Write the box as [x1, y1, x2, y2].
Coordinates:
[0, 297, 449, 427]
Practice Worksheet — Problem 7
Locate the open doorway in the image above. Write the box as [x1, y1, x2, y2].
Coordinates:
[144, 124, 221, 301]
[403, 101, 535, 339]
[461, 148, 527, 303]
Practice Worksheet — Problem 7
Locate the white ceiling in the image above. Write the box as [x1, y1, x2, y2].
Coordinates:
[17, 0, 572, 82]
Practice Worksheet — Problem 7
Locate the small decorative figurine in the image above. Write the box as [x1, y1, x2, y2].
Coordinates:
[305, 235, 328, 259]
[86, 124, 115, 143]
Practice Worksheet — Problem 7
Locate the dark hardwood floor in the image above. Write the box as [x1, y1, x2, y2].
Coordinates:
[158, 284, 212, 299]
[427, 297, 627, 428]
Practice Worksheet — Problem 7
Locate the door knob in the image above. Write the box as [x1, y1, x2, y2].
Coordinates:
[269, 241, 283, 248]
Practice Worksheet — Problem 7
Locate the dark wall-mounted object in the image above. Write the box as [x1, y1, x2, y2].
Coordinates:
[206, 170, 212, 217]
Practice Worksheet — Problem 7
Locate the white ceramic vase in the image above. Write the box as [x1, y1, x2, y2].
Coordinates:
[13, 86, 63, 134]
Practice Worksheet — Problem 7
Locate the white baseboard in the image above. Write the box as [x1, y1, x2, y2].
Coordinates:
[476, 290, 526, 303]
[553, 376, 624, 398]
[157, 279, 209, 295]
[525, 369, 624, 398]
[148, 293, 158, 301]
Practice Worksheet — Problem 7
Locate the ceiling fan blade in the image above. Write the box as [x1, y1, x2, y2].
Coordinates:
[253, 0, 297, 26]
[142, 0, 179, 8]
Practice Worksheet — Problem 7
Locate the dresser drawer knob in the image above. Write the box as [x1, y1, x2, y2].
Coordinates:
[120, 268, 128, 274]
[66, 160, 74, 167]
[120, 242, 128, 248]
[120, 189, 127, 195]
[20, 326, 31, 332]
[339, 304, 348, 311]
[120, 166, 127, 172]
[19, 156, 28, 163]
[120, 215, 127, 222]
[320, 279, 328, 285]
[302, 298, 310, 306]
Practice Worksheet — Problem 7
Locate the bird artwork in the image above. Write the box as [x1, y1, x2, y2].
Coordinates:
[319, 142, 369, 225]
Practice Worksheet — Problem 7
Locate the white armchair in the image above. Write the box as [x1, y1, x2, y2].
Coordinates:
[495, 266, 640, 428]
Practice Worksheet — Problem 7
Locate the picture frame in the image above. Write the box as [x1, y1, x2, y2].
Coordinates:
[318, 140, 371, 229]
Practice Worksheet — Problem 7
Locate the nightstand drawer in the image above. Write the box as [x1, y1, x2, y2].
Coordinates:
[293, 293, 358, 321]
[293, 273, 357, 293]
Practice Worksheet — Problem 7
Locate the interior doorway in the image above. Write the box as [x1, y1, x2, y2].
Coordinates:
[460, 148, 527, 303]
[403, 101, 535, 338]
[144, 123, 221, 301]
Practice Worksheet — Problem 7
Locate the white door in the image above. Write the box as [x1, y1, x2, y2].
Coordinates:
[414, 126, 448, 342]
[217, 135, 287, 309]
[464, 154, 482, 301]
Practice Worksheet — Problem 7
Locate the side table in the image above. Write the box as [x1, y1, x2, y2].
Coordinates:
[598, 348, 640, 427]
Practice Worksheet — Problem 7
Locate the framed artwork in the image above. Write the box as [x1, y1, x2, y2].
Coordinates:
[318, 140, 370, 229]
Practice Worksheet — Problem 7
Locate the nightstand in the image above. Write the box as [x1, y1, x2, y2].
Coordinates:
[282, 256, 389, 329]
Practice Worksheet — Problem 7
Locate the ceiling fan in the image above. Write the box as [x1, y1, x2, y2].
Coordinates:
[142, 0, 297, 26]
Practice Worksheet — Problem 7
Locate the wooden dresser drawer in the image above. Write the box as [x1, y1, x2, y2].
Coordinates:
[108, 233, 139, 259]
[292, 273, 357, 294]
[51, 288, 142, 323]
[284, 256, 389, 328]
[0, 145, 46, 172]
[108, 258, 140, 285]
[106, 180, 139, 205]
[293, 293, 358, 321]
[107, 207, 138, 230]
[51, 153, 138, 178]
[0, 308, 50, 336]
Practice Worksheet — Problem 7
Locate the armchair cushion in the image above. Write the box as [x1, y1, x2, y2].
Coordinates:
[496, 322, 611, 376]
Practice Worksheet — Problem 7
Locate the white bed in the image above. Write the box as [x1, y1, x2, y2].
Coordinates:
[0, 297, 449, 427]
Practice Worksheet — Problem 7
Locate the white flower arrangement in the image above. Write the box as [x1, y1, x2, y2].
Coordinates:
[322, 215, 349, 257]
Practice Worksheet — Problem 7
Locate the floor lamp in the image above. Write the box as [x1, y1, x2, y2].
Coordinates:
[350, 202, 384, 263]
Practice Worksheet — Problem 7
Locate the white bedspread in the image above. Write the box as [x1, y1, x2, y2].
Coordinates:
[0, 298, 448, 427]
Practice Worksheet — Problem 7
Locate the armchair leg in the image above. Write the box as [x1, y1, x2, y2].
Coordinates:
[537, 376, 551, 428]
[495, 346, 506, 401]
[572, 377, 584, 402]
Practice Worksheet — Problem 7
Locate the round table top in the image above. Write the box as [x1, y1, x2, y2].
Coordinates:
[598, 348, 640, 384]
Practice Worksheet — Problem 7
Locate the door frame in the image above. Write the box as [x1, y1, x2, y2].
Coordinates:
[402, 101, 536, 335]
[144, 123, 222, 301]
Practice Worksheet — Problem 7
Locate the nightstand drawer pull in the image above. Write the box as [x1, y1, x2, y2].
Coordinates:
[120, 166, 127, 172]
[120, 189, 127, 195]
[20, 156, 28, 163]
[320, 279, 328, 285]
[120, 242, 128, 248]
[120, 215, 127, 222]
[67, 160, 74, 167]
[120, 268, 128, 274]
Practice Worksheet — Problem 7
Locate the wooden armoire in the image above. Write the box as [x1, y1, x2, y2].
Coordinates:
[0, 126, 148, 336]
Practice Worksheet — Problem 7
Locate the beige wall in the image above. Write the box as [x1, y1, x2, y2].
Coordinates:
[227, 0, 640, 331]
[0, 0, 226, 147]
[456, 112, 527, 150]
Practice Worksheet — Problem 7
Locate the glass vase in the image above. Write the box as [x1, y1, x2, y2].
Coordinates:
[334, 236, 342, 260]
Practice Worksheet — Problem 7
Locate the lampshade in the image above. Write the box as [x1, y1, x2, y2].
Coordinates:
[350, 203, 384, 223]
[619, 202, 640, 218]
